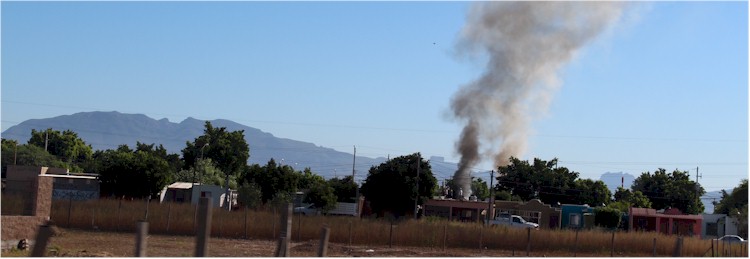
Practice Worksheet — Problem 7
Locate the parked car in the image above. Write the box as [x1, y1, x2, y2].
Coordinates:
[486, 213, 539, 229]
[717, 235, 747, 243]
[293, 204, 320, 215]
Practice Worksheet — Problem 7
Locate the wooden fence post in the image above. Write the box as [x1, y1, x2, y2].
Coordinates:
[389, 221, 394, 248]
[442, 224, 447, 251]
[318, 226, 330, 257]
[194, 197, 213, 257]
[244, 206, 248, 239]
[275, 203, 293, 257]
[652, 237, 657, 256]
[479, 226, 483, 251]
[31, 224, 54, 257]
[134, 221, 148, 257]
[348, 221, 353, 248]
[672, 237, 683, 257]
[711, 239, 714, 257]
[117, 199, 122, 231]
[166, 202, 172, 233]
[526, 227, 531, 257]
[610, 231, 615, 257]
[573, 229, 579, 257]
[66, 196, 73, 227]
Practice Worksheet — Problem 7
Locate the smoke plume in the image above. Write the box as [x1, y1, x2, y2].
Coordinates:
[451, 2, 624, 199]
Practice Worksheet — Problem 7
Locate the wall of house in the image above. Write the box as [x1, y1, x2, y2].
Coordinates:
[1, 175, 53, 245]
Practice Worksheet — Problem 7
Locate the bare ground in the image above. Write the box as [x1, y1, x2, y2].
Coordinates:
[1, 228, 649, 257]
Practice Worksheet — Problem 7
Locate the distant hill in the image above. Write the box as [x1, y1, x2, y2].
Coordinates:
[1, 111, 386, 179]
[600, 172, 636, 194]
[1, 111, 466, 181]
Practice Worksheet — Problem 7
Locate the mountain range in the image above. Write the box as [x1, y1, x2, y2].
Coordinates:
[0, 111, 728, 212]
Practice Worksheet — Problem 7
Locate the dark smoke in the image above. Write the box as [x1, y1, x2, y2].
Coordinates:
[451, 2, 625, 199]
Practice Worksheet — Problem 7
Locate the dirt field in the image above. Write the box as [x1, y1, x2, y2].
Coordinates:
[1, 228, 629, 257]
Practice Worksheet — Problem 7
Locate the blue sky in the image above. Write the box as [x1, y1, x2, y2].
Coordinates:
[1, 2, 747, 192]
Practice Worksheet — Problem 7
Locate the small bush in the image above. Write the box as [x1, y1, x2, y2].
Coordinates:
[594, 207, 621, 229]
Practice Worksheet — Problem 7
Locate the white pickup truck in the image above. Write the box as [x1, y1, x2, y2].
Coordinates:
[486, 214, 539, 229]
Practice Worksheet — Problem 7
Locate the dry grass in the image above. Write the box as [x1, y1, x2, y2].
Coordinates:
[41, 198, 745, 257]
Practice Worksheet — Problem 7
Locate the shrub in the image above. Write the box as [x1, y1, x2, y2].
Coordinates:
[594, 207, 621, 229]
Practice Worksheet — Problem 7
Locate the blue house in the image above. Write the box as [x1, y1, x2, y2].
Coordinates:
[560, 204, 595, 229]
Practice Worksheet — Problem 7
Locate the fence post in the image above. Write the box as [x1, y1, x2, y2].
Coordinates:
[194, 197, 213, 257]
[318, 226, 330, 257]
[479, 226, 483, 251]
[272, 208, 277, 240]
[275, 203, 293, 257]
[166, 202, 172, 233]
[443, 224, 447, 251]
[610, 230, 615, 257]
[389, 221, 394, 248]
[117, 199, 122, 231]
[134, 221, 148, 257]
[711, 239, 714, 257]
[91, 207, 96, 230]
[348, 221, 353, 248]
[526, 227, 530, 257]
[573, 229, 579, 257]
[297, 211, 302, 242]
[672, 237, 683, 257]
[31, 224, 54, 257]
[67, 196, 73, 227]
[244, 206, 248, 239]
[652, 237, 656, 256]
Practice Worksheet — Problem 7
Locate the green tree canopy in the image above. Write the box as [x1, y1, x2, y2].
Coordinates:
[632, 168, 705, 214]
[359, 153, 437, 218]
[573, 178, 611, 207]
[241, 159, 300, 204]
[97, 144, 173, 199]
[182, 121, 249, 178]
[328, 175, 358, 203]
[28, 129, 92, 171]
[613, 187, 652, 209]
[495, 157, 579, 204]
[713, 179, 748, 238]
[1, 139, 68, 171]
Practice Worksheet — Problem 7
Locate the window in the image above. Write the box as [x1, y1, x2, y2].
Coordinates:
[570, 213, 581, 227]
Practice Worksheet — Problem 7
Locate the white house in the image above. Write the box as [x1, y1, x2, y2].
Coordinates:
[159, 182, 237, 209]
[702, 213, 741, 239]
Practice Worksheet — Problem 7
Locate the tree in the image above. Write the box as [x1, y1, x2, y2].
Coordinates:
[594, 207, 622, 229]
[495, 157, 579, 204]
[1, 139, 68, 171]
[182, 122, 249, 176]
[328, 175, 358, 203]
[613, 187, 652, 209]
[97, 144, 173, 199]
[241, 159, 300, 204]
[237, 181, 263, 209]
[632, 168, 705, 214]
[304, 179, 337, 212]
[573, 179, 611, 207]
[174, 158, 237, 189]
[27, 129, 93, 171]
[713, 179, 748, 238]
[359, 153, 437, 218]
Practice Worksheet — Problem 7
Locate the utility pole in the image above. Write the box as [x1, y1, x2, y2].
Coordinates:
[44, 130, 49, 152]
[695, 167, 701, 211]
[487, 170, 494, 225]
[414, 153, 420, 220]
[353, 146, 359, 203]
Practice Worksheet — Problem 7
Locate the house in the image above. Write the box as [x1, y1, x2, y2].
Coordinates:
[560, 204, 595, 229]
[159, 182, 237, 209]
[424, 198, 492, 222]
[702, 214, 741, 239]
[494, 199, 562, 229]
[629, 207, 702, 236]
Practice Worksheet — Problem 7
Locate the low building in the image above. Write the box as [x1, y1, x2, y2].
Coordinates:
[702, 214, 741, 239]
[629, 207, 702, 237]
[3, 165, 99, 201]
[159, 182, 237, 209]
[424, 198, 491, 222]
[494, 199, 562, 229]
[560, 204, 595, 230]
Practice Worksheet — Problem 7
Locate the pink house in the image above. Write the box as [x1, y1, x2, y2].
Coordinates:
[629, 207, 702, 236]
